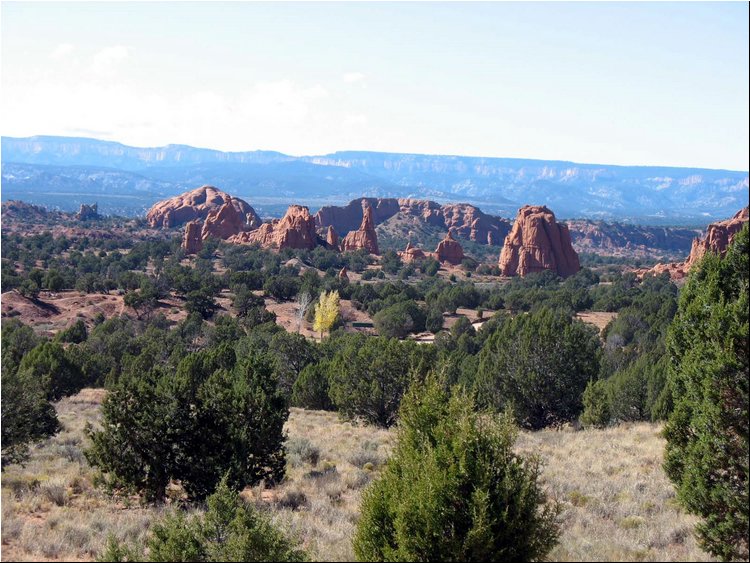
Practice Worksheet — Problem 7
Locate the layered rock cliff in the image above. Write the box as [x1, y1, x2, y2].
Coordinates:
[499, 205, 580, 277]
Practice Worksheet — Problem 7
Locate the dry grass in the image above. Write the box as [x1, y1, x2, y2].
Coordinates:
[245, 408, 395, 561]
[576, 311, 618, 333]
[1, 390, 713, 562]
[516, 423, 712, 562]
[0, 390, 158, 562]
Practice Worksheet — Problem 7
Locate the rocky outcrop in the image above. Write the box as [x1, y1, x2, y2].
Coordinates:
[499, 205, 580, 278]
[684, 207, 749, 269]
[642, 207, 750, 281]
[435, 231, 465, 265]
[400, 242, 427, 263]
[326, 226, 339, 250]
[341, 204, 380, 255]
[75, 203, 99, 221]
[315, 198, 509, 246]
[229, 205, 319, 250]
[338, 267, 349, 281]
[182, 221, 203, 254]
[1, 200, 49, 220]
[146, 185, 261, 229]
[201, 195, 250, 240]
[440, 204, 509, 246]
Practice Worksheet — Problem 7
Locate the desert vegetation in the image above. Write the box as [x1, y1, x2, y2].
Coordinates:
[1, 388, 716, 562]
[2, 214, 747, 561]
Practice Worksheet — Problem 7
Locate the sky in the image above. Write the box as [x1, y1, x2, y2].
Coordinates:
[1, 1, 748, 170]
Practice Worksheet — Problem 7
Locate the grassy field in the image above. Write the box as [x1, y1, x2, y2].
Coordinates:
[1, 389, 712, 562]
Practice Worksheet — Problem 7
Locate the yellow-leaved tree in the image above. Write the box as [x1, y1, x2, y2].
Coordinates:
[313, 290, 340, 338]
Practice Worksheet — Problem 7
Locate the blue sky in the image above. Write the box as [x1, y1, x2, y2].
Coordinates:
[2, 2, 748, 170]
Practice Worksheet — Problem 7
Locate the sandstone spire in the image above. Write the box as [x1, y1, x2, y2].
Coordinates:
[341, 203, 380, 254]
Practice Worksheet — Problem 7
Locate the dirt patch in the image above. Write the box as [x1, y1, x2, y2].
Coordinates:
[576, 311, 617, 333]
[1, 290, 191, 337]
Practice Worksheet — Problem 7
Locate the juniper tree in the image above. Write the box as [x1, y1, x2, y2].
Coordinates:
[664, 223, 749, 561]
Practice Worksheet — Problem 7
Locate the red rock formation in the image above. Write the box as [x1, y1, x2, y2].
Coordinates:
[338, 266, 349, 281]
[341, 204, 380, 255]
[400, 242, 427, 263]
[230, 205, 319, 250]
[435, 231, 465, 265]
[440, 204, 508, 245]
[201, 195, 250, 240]
[684, 207, 749, 269]
[182, 221, 203, 254]
[499, 205, 580, 278]
[146, 185, 261, 229]
[315, 198, 509, 246]
[75, 203, 99, 221]
[326, 225, 339, 250]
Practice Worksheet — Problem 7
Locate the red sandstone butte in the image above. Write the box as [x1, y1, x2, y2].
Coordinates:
[146, 185, 261, 229]
[499, 205, 580, 277]
[434, 231, 465, 265]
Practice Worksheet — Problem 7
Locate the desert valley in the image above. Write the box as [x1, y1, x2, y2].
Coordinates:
[2, 2, 749, 562]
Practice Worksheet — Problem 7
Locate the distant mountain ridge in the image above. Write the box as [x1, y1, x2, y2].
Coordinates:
[2, 135, 748, 223]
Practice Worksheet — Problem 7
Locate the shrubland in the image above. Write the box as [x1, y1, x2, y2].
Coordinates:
[2, 224, 747, 561]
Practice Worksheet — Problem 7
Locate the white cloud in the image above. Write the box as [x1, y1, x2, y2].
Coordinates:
[91, 45, 130, 75]
[50, 43, 74, 60]
[343, 72, 366, 84]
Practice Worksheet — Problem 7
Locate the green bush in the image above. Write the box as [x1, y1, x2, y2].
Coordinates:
[664, 224, 749, 561]
[372, 301, 426, 339]
[328, 336, 432, 427]
[1, 367, 60, 467]
[98, 476, 307, 562]
[580, 379, 611, 429]
[475, 307, 601, 429]
[292, 361, 334, 411]
[353, 375, 559, 561]
[56, 319, 88, 344]
[86, 346, 288, 501]
[16, 341, 86, 401]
